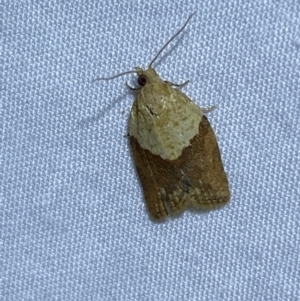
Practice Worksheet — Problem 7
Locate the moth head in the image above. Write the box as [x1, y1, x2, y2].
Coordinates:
[135, 67, 161, 87]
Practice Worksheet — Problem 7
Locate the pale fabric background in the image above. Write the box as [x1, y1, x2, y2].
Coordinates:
[2, 1, 300, 300]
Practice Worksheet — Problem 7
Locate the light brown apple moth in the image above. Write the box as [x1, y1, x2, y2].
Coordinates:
[96, 13, 230, 220]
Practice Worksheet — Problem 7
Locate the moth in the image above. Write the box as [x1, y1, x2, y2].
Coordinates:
[96, 13, 230, 220]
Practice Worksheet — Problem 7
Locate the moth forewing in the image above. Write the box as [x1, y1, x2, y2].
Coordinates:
[129, 69, 230, 220]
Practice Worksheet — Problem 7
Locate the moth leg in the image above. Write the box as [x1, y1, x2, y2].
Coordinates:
[201, 105, 217, 113]
[164, 80, 189, 88]
[126, 82, 141, 91]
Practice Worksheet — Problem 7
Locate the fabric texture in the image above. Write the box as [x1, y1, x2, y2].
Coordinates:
[3, 1, 300, 300]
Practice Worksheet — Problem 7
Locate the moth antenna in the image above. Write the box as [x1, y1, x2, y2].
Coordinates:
[93, 70, 136, 82]
[149, 12, 196, 68]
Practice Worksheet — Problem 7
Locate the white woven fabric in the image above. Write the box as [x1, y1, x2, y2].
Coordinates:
[3, 1, 300, 300]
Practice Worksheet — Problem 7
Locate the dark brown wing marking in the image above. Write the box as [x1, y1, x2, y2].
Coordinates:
[130, 115, 230, 220]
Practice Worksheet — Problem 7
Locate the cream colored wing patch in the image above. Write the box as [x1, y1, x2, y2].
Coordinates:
[129, 82, 203, 161]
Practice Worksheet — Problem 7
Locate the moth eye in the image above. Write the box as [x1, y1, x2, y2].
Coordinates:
[138, 75, 147, 86]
